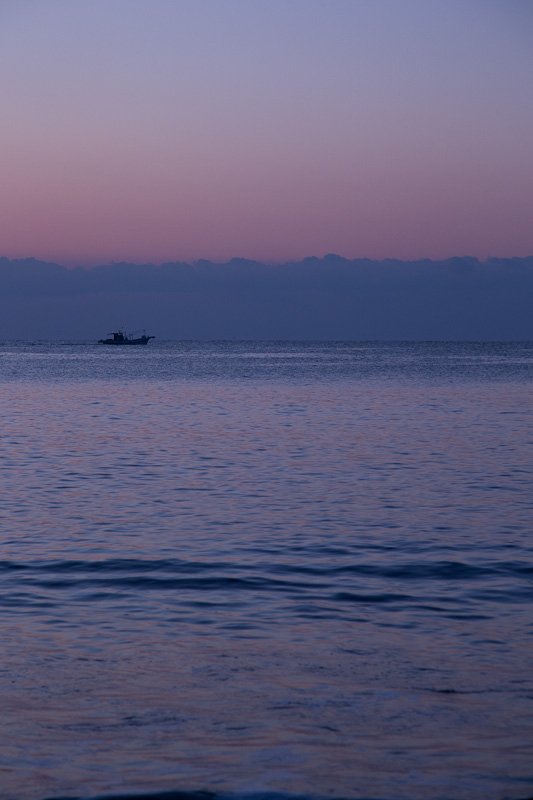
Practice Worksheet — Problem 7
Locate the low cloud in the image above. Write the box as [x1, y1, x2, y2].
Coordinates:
[0, 255, 532, 340]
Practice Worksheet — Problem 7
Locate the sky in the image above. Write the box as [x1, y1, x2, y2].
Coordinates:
[0, 0, 532, 267]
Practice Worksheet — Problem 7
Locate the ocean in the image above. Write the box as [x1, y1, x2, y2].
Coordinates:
[1, 340, 532, 800]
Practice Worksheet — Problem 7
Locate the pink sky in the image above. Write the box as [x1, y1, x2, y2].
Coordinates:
[1, 0, 532, 266]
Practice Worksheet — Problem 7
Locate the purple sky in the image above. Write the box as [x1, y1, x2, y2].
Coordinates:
[1, 0, 532, 266]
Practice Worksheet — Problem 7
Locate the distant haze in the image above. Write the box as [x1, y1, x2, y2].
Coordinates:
[1, 256, 532, 340]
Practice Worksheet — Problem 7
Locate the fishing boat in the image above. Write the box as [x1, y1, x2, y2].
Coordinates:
[98, 329, 155, 346]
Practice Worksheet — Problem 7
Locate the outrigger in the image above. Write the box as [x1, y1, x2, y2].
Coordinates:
[98, 329, 155, 346]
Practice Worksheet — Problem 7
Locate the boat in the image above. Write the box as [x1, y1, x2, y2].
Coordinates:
[98, 329, 155, 346]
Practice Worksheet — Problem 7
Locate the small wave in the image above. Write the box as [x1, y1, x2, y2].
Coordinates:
[2, 556, 529, 580]
[41, 792, 533, 800]
[44, 793, 361, 800]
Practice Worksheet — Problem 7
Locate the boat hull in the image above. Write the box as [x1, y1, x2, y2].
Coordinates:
[98, 336, 154, 345]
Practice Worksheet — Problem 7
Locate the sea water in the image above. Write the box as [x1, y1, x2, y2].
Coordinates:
[0, 341, 532, 800]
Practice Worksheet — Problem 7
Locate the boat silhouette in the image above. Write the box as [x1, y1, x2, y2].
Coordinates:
[98, 329, 155, 346]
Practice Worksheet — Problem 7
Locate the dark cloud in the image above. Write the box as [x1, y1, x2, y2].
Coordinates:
[0, 255, 532, 340]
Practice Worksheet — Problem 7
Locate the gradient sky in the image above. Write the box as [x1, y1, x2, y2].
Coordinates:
[1, 0, 532, 266]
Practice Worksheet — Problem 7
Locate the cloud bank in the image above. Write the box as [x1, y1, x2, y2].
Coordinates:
[0, 255, 532, 340]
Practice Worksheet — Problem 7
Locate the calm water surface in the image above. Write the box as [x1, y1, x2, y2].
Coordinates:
[0, 341, 532, 800]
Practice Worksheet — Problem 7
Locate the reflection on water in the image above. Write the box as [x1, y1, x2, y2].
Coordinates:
[0, 341, 532, 800]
